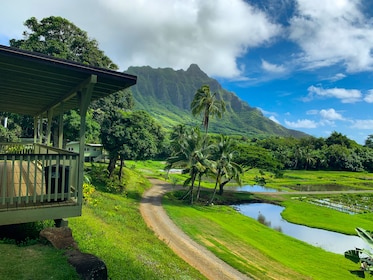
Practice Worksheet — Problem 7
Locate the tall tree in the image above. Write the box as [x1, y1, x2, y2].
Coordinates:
[208, 135, 243, 204]
[10, 16, 117, 69]
[101, 110, 164, 178]
[191, 85, 226, 134]
[166, 127, 210, 204]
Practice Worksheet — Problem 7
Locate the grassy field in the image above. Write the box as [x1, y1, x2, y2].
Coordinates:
[69, 165, 205, 280]
[2, 161, 373, 279]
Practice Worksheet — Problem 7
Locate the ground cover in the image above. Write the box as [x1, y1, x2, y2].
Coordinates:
[0, 243, 79, 280]
[69, 165, 205, 280]
[254, 169, 373, 191]
[163, 192, 366, 279]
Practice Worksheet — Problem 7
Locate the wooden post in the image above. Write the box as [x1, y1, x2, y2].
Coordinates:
[58, 103, 64, 149]
[77, 75, 97, 206]
[46, 110, 53, 146]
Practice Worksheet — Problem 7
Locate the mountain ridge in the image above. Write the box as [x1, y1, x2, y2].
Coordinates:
[126, 64, 307, 138]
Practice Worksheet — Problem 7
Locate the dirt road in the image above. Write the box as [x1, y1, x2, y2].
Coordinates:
[140, 178, 252, 280]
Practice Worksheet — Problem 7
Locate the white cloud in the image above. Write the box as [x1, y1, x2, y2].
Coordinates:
[307, 85, 362, 103]
[319, 108, 344, 120]
[351, 120, 373, 129]
[326, 73, 347, 82]
[269, 116, 280, 124]
[289, 0, 373, 72]
[364, 90, 373, 103]
[285, 119, 318, 128]
[0, 0, 283, 78]
[261, 59, 286, 73]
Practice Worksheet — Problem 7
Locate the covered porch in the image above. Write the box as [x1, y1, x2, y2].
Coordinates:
[0, 45, 136, 225]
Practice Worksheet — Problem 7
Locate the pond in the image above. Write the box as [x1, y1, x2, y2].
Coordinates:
[229, 184, 281, 192]
[232, 203, 371, 255]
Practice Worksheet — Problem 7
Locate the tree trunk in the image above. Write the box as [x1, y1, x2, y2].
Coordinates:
[208, 177, 219, 205]
[196, 174, 202, 201]
[107, 155, 118, 178]
[118, 157, 124, 180]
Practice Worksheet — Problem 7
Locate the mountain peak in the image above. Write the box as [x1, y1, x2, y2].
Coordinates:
[186, 64, 209, 78]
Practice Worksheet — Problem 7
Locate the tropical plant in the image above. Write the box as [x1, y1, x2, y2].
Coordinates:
[191, 85, 226, 134]
[208, 135, 243, 204]
[166, 127, 211, 204]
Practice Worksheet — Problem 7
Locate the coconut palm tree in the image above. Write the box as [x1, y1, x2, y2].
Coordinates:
[208, 135, 243, 205]
[191, 85, 226, 134]
[166, 127, 212, 204]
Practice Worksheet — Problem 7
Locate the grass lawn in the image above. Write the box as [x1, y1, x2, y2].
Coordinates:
[2, 161, 373, 279]
[69, 166, 205, 280]
[163, 193, 367, 279]
[0, 243, 79, 280]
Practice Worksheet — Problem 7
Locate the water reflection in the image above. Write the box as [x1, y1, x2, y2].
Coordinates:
[229, 185, 280, 192]
[233, 203, 371, 254]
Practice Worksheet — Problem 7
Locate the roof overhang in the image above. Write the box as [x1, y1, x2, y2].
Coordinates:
[0, 45, 137, 117]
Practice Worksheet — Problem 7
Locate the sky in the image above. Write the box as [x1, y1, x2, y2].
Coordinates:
[1, 0, 373, 144]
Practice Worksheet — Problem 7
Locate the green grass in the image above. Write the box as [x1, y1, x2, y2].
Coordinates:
[0, 243, 79, 280]
[163, 194, 365, 279]
[245, 169, 373, 191]
[69, 166, 205, 280]
[3, 161, 373, 279]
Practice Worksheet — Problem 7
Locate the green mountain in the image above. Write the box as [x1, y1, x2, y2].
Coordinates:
[126, 64, 307, 138]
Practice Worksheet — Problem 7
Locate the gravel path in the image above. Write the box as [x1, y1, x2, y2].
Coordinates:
[140, 178, 252, 280]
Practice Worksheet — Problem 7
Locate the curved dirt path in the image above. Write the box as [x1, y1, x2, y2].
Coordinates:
[140, 178, 252, 280]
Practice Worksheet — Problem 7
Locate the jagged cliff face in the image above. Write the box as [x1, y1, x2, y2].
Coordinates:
[126, 64, 307, 138]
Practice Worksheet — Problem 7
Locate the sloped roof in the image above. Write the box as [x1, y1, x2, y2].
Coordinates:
[0, 44, 137, 117]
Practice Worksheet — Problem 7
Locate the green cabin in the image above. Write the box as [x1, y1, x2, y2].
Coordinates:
[0, 45, 137, 226]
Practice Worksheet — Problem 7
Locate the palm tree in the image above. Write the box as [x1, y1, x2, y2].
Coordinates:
[191, 85, 226, 134]
[166, 127, 211, 204]
[208, 135, 243, 205]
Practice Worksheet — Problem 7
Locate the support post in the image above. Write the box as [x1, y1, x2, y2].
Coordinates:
[58, 103, 64, 149]
[46, 109, 53, 146]
[77, 75, 97, 206]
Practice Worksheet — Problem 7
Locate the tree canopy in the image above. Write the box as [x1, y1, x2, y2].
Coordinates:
[10, 16, 117, 69]
[101, 110, 165, 177]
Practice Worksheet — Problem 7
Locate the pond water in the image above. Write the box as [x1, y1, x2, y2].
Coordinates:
[232, 203, 371, 254]
[229, 185, 281, 192]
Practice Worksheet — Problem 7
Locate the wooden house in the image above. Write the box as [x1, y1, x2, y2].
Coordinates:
[0, 45, 137, 226]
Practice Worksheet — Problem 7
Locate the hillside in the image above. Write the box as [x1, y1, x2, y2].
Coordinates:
[126, 64, 307, 138]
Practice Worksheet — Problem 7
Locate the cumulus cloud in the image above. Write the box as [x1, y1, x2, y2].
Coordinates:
[285, 119, 317, 128]
[0, 0, 282, 78]
[261, 59, 286, 73]
[307, 85, 362, 103]
[289, 0, 373, 72]
[319, 108, 344, 120]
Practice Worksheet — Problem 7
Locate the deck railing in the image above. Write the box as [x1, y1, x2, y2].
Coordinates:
[0, 142, 79, 207]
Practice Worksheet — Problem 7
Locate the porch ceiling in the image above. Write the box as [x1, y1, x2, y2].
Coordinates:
[0, 44, 137, 117]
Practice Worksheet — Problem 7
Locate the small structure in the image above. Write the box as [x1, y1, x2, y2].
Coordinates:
[0, 45, 136, 226]
[66, 142, 105, 162]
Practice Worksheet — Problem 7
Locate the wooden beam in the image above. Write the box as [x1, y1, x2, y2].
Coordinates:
[36, 75, 98, 117]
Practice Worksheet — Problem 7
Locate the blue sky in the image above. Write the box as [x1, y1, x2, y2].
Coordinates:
[1, 0, 373, 144]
